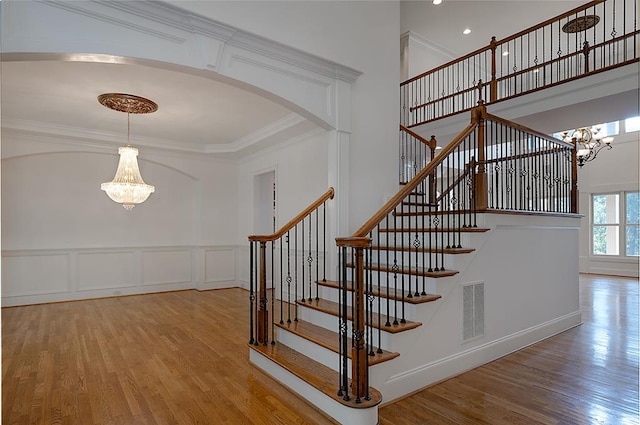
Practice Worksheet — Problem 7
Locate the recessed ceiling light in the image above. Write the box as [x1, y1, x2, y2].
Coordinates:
[463, 28, 471, 35]
[502, 51, 510, 56]
[433, 0, 443, 5]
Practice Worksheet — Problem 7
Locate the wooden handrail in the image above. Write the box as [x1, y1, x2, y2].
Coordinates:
[401, 0, 605, 86]
[483, 147, 566, 164]
[482, 111, 574, 149]
[249, 187, 334, 242]
[400, 125, 433, 146]
[354, 121, 478, 237]
[402, 46, 491, 86]
[497, 0, 605, 46]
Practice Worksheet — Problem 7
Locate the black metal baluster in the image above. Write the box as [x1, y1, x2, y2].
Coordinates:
[323, 201, 327, 282]
[294, 226, 299, 321]
[315, 209, 319, 300]
[272, 181, 277, 340]
[249, 241, 255, 345]
[392, 211, 399, 326]
[280, 237, 284, 325]
[301, 218, 305, 302]
[307, 216, 313, 302]
[400, 200, 406, 324]
[286, 232, 292, 323]
[376, 227, 382, 353]
[385, 218, 391, 327]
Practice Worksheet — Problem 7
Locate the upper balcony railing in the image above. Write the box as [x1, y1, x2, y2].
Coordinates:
[401, 0, 639, 127]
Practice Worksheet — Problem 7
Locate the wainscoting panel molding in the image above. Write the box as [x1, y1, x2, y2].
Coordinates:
[77, 251, 137, 292]
[1, 246, 240, 307]
[2, 253, 71, 297]
[201, 247, 236, 290]
[142, 249, 192, 287]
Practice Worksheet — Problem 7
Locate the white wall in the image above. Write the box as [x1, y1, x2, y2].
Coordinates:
[577, 129, 640, 277]
[377, 213, 582, 402]
[2, 0, 403, 305]
[1, 132, 240, 306]
[235, 129, 330, 289]
[172, 0, 401, 233]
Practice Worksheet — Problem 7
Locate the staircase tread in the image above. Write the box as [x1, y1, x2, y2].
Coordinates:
[371, 245, 474, 254]
[250, 342, 382, 408]
[276, 320, 400, 365]
[318, 280, 441, 305]
[297, 299, 423, 333]
[346, 262, 459, 278]
[378, 227, 490, 233]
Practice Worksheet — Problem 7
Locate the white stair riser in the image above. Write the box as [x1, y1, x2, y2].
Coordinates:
[298, 307, 401, 352]
[249, 349, 378, 425]
[318, 285, 420, 319]
[371, 232, 473, 249]
[342, 268, 444, 291]
[277, 327, 389, 380]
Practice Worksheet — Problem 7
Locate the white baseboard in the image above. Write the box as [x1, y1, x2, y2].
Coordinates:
[380, 310, 582, 404]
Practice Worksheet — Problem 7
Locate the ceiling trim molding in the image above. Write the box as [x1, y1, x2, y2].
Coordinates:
[401, 30, 459, 63]
[41, 1, 189, 44]
[207, 114, 309, 154]
[42, 0, 362, 84]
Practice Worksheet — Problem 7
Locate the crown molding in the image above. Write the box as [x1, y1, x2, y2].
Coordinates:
[208, 114, 309, 154]
[401, 30, 459, 62]
[41, 0, 188, 44]
[42, 0, 362, 83]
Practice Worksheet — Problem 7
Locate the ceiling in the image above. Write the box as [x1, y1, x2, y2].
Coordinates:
[401, 1, 585, 59]
[1, 57, 317, 157]
[0, 1, 629, 158]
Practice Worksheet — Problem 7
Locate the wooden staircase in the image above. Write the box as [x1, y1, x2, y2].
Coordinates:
[248, 103, 578, 424]
[249, 215, 490, 424]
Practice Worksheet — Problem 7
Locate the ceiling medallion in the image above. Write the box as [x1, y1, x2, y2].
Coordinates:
[562, 15, 600, 33]
[98, 93, 158, 114]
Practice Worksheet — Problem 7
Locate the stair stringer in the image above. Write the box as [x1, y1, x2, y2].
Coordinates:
[373, 213, 583, 403]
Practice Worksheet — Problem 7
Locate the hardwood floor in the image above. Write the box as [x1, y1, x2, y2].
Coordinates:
[2, 290, 336, 425]
[2, 274, 638, 424]
[379, 274, 639, 425]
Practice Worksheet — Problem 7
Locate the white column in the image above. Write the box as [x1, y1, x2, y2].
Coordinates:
[326, 79, 353, 281]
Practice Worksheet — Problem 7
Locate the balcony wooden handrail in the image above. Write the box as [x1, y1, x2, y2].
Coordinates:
[354, 121, 478, 237]
[401, 0, 605, 86]
[497, 0, 605, 46]
[249, 187, 334, 243]
[482, 111, 574, 149]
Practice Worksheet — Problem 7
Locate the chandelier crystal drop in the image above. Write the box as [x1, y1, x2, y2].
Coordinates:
[99, 93, 157, 210]
[100, 146, 155, 210]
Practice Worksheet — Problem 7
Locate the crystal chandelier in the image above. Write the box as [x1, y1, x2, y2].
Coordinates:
[99, 93, 156, 210]
[561, 126, 613, 167]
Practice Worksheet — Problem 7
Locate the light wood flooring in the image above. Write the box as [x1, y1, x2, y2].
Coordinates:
[2, 274, 638, 424]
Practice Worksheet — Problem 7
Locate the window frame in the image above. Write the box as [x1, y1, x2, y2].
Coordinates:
[591, 191, 639, 258]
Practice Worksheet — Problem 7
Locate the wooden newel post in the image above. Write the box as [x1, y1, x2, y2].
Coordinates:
[582, 40, 591, 74]
[489, 36, 498, 103]
[428, 135, 438, 205]
[571, 142, 579, 213]
[258, 241, 269, 345]
[473, 103, 489, 210]
[335, 236, 371, 401]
